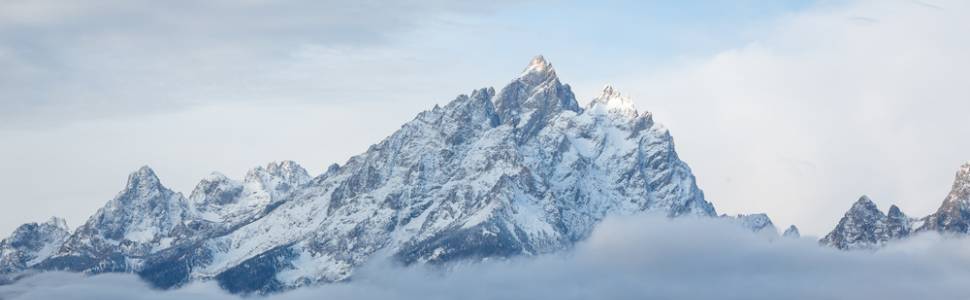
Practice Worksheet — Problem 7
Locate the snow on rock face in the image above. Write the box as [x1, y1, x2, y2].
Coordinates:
[586, 85, 637, 118]
[782, 225, 800, 238]
[819, 162, 970, 250]
[190, 161, 310, 224]
[37, 166, 192, 273]
[18, 56, 722, 294]
[820, 196, 912, 250]
[0, 218, 70, 273]
[724, 213, 776, 234]
[919, 162, 970, 233]
[188, 56, 716, 293]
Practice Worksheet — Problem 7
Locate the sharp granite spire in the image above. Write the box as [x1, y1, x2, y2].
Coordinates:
[586, 84, 637, 118]
[493, 55, 581, 142]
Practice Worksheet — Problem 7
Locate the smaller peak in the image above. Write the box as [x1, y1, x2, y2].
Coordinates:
[957, 161, 970, 178]
[203, 171, 230, 181]
[126, 165, 161, 189]
[246, 161, 311, 185]
[782, 225, 800, 238]
[470, 87, 496, 100]
[731, 213, 775, 233]
[586, 84, 637, 117]
[887, 204, 907, 219]
[849, 195, 881, 212]
[601, 84, 619, 97]
[326, 163, 341, 174]
[43, 217, 69, 230]
[272, 160, 300, 169]
[257, 161, 306, 175]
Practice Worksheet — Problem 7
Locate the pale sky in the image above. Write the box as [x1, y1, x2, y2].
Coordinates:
[1, 0, 968, 236]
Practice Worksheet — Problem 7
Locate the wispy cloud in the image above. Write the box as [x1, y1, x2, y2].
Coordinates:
[0, 0, 520, 128]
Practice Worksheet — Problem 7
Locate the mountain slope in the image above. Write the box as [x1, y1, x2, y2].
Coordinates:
[6, 56, 729, 294]
[0, 218, 70, 274]
[188, 56, 717, 293]
[919, 162, 970, 233]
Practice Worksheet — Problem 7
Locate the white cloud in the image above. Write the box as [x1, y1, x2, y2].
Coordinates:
[4, 216, 970, 299]
[618, 0, 970, 235]
[0, 0, 522, 128]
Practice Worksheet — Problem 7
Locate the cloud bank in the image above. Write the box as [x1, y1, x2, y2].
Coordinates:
[3, 216, 970, 300]
[624, 0, 970, 234]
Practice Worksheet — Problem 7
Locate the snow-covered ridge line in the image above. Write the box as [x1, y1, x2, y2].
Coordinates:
[3, 56, 784, 295]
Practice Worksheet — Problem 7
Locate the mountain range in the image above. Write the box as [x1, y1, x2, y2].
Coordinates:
[821, 162, 970, 249]
[0, 56, 958, 294]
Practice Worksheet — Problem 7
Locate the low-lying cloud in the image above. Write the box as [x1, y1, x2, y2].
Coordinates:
[4, 216, 970, 300]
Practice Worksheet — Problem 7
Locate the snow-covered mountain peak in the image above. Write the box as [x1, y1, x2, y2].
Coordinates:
[782, 225, 800, 238]
[820, 195, 913, 249]
[0, 217, 71, 273]
[190, 172, 242, 207]
[125, 166, 163, 194]
[521, 55, 553, 75]
[918, 162, 970, 233]
[244, 161, 311, 196]
[190, 161, 311, 224]
[887, 205, 907, 219]
[43, 217, 69, 232]
[494, 56, 580, 142]
[726, 213, 776, 233]
[586, 84, 637, 117]
[245, 161, 309, 184]
[849, 195, 878, 212]
[949, 161, 970, 200]
[59, 165, 190, 253]
[517, 55, 558, 87]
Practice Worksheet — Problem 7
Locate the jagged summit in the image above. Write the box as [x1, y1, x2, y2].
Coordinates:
[820, 195, 912, 250]
[43, 217, 69, 231]
[516, 55, 558, 87]
[191, 161, 311, 225]
[247, 161, 309, 180]
[520, 55, 554, 76]
[887, 205, 906, 219]
[125, 165, 162, 191]
[494, 56, 580, 142]
[587, 84, 637, 117]
[724, 213, 776, 233]
[847, 195, 879, 214]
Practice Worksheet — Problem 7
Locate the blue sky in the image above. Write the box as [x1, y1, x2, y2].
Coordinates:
[1, 0, 967, 237]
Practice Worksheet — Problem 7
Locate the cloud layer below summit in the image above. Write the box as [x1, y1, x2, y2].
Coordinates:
[4, 216, 970, 300]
